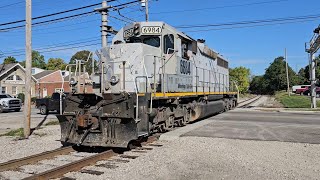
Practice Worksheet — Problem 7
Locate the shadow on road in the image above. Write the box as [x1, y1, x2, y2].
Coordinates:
[30, 114, 48, 135]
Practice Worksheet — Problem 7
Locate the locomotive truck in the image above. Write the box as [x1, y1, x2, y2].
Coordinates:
[57, 21, 238, 148]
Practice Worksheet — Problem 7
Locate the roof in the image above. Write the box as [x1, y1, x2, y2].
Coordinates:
[0, 63, 18, 77]
[0, 63, 38, 82]
[33, 70, 55, 79]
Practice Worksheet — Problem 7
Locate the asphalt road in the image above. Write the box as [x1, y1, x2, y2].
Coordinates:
[0, 107, 58, 134]
[183, 110, 320, 144]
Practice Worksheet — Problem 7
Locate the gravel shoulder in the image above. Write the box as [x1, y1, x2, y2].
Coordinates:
[65, 137, 320, 180]
[0, 125, 61, 164]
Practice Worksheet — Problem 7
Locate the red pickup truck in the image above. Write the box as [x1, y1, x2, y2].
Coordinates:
[295, 87, 309, 94]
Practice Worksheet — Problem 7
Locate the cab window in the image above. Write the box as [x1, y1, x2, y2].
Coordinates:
[143, 37, 160, 47]
[164, 34, 174, 54]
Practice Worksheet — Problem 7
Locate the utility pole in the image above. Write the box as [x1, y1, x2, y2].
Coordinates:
[285, 48, 290, 96]
[141, 0, 149, 22]
[95, 0, 109, 94]
[306, 25, 320, 109]
[101, 0, 108, 47]
[24, 0, 32, 138]
[310, 53, 317, 108]
[145, 0, 149, 22]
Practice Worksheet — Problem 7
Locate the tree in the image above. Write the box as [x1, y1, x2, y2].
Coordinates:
[32, 50, 46, 69]
[249, 76, 269, 94]
[3, 56, 17, 64]
[294, 55, 320, 86]
[19, 50, 46, 69]
[229, 66, 250, 94]
[47, 58, 66, 70]
[69, 50, 97, 74]
[264, 56, 299, 93]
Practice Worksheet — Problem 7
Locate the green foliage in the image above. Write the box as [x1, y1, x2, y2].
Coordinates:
[229, 66, 250, 94]
[69, 50, 97, 74]
[297, 56, 320, 85]
[250, 56, 301, 94]
[19, 50, 46, 69]
[31, 97, 37, 103]
[264, 56, 299, 92]
[3, 56, 17, 64]
[17, 93, 25, 103]
[0, 128, 24, 137]
[32, 50, 46, 69]
[249, 75, 269, 94]
[275, 91, 320, 108]
[46, 58, 66, 70]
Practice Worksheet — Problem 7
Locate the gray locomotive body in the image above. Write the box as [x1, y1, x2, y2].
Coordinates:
[57, 22, 237, 148]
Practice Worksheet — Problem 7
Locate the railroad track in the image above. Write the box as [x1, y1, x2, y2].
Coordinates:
[237, 95, 262, 108]
[0, 135, 159, 180]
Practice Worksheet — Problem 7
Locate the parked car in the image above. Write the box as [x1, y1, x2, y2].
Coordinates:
[302, 87, 320, 97]
[0, 93, 22, 113]
[295, 86, 310, 95]
[292, 85, 310, 93]
[35, 92, 67, 115]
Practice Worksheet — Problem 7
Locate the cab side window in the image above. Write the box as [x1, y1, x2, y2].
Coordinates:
[163, 34, 174, 54]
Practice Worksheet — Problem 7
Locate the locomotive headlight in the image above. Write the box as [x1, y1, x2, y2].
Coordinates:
[69, 78, 78, 87]
[133, 24, 140, 35]
[110, 75, 119, 85]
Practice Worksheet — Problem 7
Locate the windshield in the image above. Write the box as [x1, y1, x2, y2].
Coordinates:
[0, 94, 11, 98]
[143, 37, 160, 47]
[127, 36, 160, 48]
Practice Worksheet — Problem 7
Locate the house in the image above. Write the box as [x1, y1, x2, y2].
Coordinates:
[34, 70, 93, 98]
[0, 63, 37, 97]
[32, 67, 45, 75]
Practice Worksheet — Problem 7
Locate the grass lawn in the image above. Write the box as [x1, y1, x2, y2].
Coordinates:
[275, 91, 320, 108]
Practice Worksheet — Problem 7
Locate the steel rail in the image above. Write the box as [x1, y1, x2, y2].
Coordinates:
[237, 95, 262, 108]
[23, 150, 117, 180]
[23, 135, 159, 180]
[0, 146, 74, 172]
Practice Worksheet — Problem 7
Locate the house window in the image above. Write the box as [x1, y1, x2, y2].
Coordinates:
[55, 88, 64, 93]
[1, 87, 6, 94]
[16, 75, 22, 81]
[32, 69, 35, 75]
[12, 86, 17, 95]
[6, 75, 14, 80]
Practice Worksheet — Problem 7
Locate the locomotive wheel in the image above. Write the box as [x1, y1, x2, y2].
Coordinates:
[164, 116, 174, 131]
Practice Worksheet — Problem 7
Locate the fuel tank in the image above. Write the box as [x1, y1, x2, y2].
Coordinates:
[190, 100, 225, 121]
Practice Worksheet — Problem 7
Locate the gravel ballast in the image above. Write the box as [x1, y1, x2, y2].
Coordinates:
[64, 137, 320, 180]
[0, 125, 61, 164]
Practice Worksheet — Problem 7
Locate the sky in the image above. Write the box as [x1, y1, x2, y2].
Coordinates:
[0, 0, 320, 75]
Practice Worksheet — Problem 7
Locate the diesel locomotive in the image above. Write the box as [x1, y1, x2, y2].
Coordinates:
[57, 21, 238, 148]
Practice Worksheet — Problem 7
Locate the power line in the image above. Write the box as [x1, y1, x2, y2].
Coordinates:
[4, 42, 102, 57]
[176, 13, 320, 29]
[0, 3, 101, 27]
[4, 37, 101, 54]
[0, 0, 141, 32]
[184, 18, 320, 32]
[0, 0, 123, 27]
[0, 1, 23, 9]
[0, 11, 96, 32]
[150, 0, 290, 15]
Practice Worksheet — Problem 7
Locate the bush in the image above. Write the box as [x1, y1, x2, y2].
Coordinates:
[31, 97, 37, 103]
[17, 93, 25, 103]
